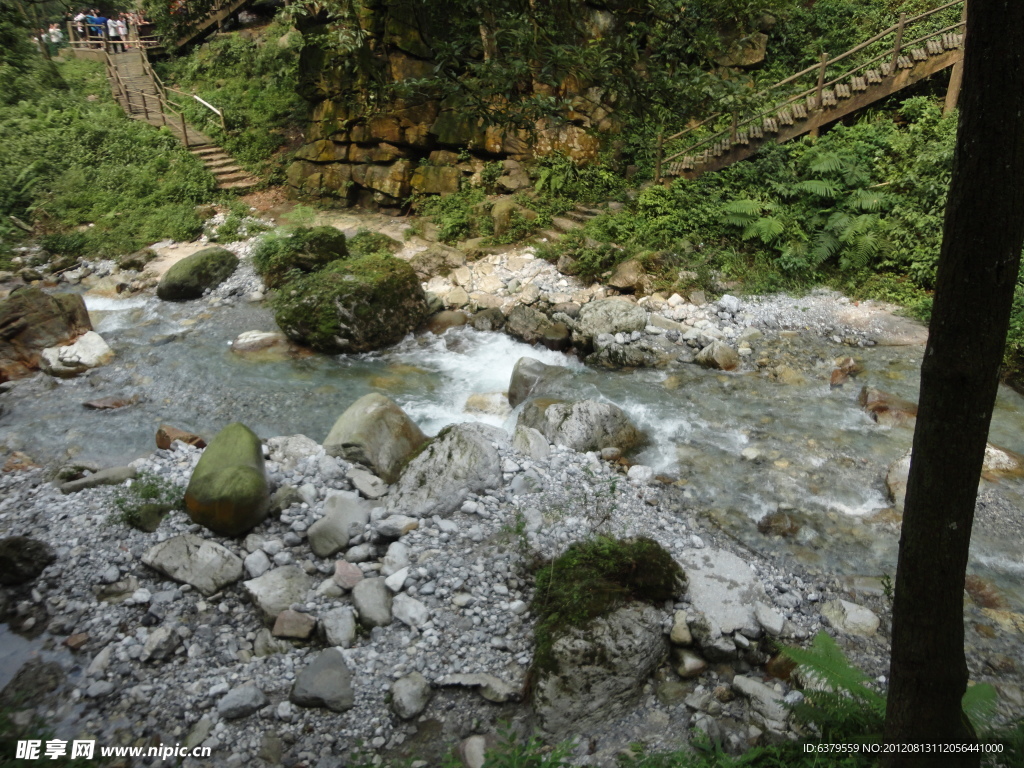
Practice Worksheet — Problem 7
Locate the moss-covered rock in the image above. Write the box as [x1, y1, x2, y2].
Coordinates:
[252, 226, 349, 289]
[530, 536, 683, 675]
[157, 248, 239, 302]
[0, 287, 92, 382]
[273, 254, 428, 353]
[184, 423, 270, 537]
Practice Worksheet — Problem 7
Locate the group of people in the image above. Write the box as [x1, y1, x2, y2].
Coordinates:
[68, 9, 149, 52]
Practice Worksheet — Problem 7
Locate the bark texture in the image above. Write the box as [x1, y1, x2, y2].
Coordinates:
[883, 0, 1024, 764]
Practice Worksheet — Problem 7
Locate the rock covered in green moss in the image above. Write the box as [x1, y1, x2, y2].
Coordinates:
[157, 248, 239, 301]
[273, 254, 428, 353]
[529, 536, 682, 736]
[184, 422, 270, 536]
[252, 226, 348, 288]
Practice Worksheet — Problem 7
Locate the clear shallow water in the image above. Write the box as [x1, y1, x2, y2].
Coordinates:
[2, 292, 1023, 608]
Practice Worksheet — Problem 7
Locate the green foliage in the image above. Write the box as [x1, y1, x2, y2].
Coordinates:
[113, 472, 184, 531]
[534, 153, 627, 204]
[0, 58, 216, 257]
[347, 229, 401, 258]
[418, 188, 487, 244]
[155, 19, 304, 178]
[252, 225, 348, 288]
[530, 536, 682, 674]
[780, 632, 887, 742]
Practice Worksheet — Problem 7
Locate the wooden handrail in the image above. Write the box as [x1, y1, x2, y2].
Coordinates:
[658, 0, 966, 173]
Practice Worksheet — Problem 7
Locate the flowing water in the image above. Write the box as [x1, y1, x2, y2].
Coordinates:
[3, 291, 1023, 611]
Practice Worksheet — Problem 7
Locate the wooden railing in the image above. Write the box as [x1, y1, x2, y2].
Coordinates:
[66, 20, 161, 52]
[171, 0, 256, 48]
[656, 0, 966, 180]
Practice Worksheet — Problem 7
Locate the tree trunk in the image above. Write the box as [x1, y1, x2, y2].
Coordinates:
[883, 0, 1024, 765]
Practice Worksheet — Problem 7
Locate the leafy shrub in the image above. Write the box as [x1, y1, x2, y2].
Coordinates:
[113, 472, 184, 531]
[347, 229, 401, 257]
[252, 226, 348, 287]
[418, 188, 488, 243]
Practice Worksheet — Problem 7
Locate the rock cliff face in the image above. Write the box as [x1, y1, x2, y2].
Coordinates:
[286, 2, 621, 210]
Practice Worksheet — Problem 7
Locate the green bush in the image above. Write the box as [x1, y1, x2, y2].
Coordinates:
[0, 58, 216, 258]
[252, 226, 348, 288]
[112, 472, 184, 531]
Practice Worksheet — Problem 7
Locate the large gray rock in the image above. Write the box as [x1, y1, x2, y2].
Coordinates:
[504, 305, 570, 350]
[732, 675, 788, 729]
[384, 423, 505, 518]
[679, 548, 770, 655]
[507, 357, 571, 408]
[290, 648, 354, 712]
[572, 298, 647, 346]
[512, 425, 550, 461]
[391, 672, 432, 720]
[320, 606, 357, 648]
[679, 548, 768, 658]
[695, 340, 740, 371]
[141, 534, 243, 597]
[821, 599, 880, 637]
[157, 247, 238, 301]
[266, 434, 322, 471]
[0, 287, 92, 382]
[218, 683, 268, 720]
[39, 331, 114, 378]
[307, 492, 371, 557]
[244, 565, 313, 622]
[323, 394, 427, 484]
[517, 399, 643, 454]
[532, 604, 668, 737]
[352, 578, 392, 627]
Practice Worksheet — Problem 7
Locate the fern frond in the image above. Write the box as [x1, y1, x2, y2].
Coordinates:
[962, 683, 998, 732]
[722, 199, 767, 216]
[807, 152, 847, 174]
[847, 188, 889, 212]
[810, 232, 840, 266]
[781, 631, 886, 707]
[745, 216, 785, 244]
[795, 179, 840, 198]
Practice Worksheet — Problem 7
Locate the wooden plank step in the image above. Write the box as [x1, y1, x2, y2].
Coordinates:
[735, 130, 749, 145]
[927, 39, 943, 55]
[778, 109, 794, 126]
[792, 102, 807, 119]
[835, 83, 851, 99]
[911, 48, 927, 61]
[822, 89, 837, 107]
[866, 68, 882, 84]
[897, 55, 912, 69]
[806, 95, 819, 111]
[763, 117, 778, 133]
[851, 76, 867, 92]
[749, 124, 763, 139]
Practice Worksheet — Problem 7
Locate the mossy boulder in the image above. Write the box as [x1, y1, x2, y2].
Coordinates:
[0, 287, 92, 382]
[273, 254, 428, 354]
[252, 226, 349, 289]
[157, 247, 239, 302]
[184, 423, 270, 537]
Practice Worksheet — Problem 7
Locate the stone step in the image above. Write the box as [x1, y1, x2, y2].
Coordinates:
[551, 216, 581, 233]
[214, 170, 252, 183]
[208, 164, 244, 175]
[203, 157, 236, 168]
[218, 178, 259, 190]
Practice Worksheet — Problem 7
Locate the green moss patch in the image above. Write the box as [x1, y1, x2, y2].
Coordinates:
[530, 536, 684, 675]
[252, 226, 348, 288]
[272, 253, 427, 353]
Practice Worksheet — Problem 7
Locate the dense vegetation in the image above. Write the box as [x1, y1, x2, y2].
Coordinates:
[0, 36, 216, 263]
[154, 18, 305, 180]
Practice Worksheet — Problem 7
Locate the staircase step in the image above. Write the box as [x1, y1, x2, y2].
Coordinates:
[213, 171, 252, 183]
[218, 179, 260, 191]
[203, 157, 236, 169]
[551, 216, 581, 233]
[209, 165, 245, 175]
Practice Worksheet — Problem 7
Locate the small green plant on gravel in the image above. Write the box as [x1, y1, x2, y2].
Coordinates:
[112, 472, 184, 532]
[530, 536, 683, 675]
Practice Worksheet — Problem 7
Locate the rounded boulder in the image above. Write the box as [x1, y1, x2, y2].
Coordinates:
[157, 248, 239, 302]
[184, 422, 270, 536]
[273, 254, 428, 354]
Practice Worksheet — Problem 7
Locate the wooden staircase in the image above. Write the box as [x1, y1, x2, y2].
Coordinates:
[659, 0, 966, 181]
[172, 0, 258, 50]
[105, 49, 258, 191]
